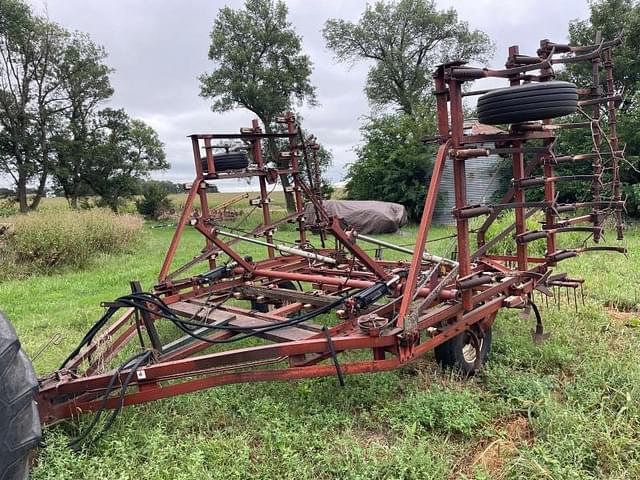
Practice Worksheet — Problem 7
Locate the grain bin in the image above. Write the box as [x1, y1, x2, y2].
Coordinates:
[432, 121, 507, 225]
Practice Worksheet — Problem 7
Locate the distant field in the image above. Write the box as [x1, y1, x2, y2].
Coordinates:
[35, 187, 345, 214]
[168, 190, 288, 211]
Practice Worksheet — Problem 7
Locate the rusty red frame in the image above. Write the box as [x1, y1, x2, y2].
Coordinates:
[36, 35, 627, 427]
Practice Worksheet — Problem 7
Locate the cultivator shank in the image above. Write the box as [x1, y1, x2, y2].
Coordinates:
[35, 35, 627, 441]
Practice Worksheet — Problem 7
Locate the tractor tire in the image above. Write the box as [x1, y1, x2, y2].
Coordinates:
[434, 325, 492, 376]
[0, 311, 41, 480]
[251, 281, 297, 313]
[477, 81, 578, 125]
[202, 152, 249, 173]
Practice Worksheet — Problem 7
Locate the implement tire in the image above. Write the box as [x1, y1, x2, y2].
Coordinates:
[251, 281, 297, 313]
[434, 325, 492, 376]
[202, 151, 249, 173]
[477, 81, 578, 125]
[0, 311, 41, 480]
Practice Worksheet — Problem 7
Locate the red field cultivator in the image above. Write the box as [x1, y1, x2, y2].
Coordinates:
[1, 34, 629, 478]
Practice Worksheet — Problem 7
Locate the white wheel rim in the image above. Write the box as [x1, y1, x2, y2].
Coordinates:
[462, 336, 483, 364]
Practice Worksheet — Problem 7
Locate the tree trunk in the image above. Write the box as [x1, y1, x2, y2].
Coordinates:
[279, 171, 296, 213]
[29, 119, 50, 211]
[17, 175, 28, 213]
[28, 169, 47, 211]
[262, 119, 296, 212]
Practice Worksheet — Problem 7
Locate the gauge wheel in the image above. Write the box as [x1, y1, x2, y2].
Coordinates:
[434, 324, 492, 375]
[201, 151, 249, 173]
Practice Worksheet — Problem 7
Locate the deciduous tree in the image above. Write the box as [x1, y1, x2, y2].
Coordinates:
[558, 0, 640, 216]
[199, 0, 316, 211]
[85, 109, 168, 211]
[0, 0, 66, 212]
[52, 32, 113, 208]
[345, 108, 436, 221]
[323, 0, 493, 116]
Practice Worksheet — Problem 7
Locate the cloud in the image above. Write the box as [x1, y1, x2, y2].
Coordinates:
[22, 0, 589, 187]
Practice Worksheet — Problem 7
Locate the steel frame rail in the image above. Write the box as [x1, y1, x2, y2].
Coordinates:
[36, 36, 627, 427]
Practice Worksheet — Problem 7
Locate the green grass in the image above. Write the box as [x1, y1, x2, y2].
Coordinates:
[1, 211, 639, 479]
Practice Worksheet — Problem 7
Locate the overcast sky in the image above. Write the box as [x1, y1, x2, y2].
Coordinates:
[25, 0, 590, 189]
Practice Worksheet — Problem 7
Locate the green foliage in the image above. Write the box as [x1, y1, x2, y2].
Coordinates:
[139, 179, 186, 195]
[0, 198, 18, 217]
[618, 93, 640, 216]
[136, 181, 174, 220]
[480, 211, 590, 257]
[384, 384, 494, 437]
[0, 0, 167, 214]
[487, 2, 640, 219]
[270, 122, 334, 200]
[200, 0, 316, 212]
[481, 213, 547, 257]
[85, 109, 168, 211]
[0, 0, 67, 212]
[565, 0, 640, 95]
[52, 31, 114, 208]
[0, 209, 142, 277]
[199, 0, 316, 125]
[556, 0, 640, 217]
[323, 0, 493, 115]
[316, 147, 335, 200]
[344, 110, 436, 221]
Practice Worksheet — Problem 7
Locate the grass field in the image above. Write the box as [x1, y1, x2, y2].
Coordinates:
[1, 204, 639, 479]
[30, 191, 291, 213]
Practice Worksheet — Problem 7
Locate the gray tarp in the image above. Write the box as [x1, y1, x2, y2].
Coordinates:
[305, 200, 408, 234]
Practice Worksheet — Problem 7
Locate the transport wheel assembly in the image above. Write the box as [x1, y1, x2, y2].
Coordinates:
[434, 324, 492, 375]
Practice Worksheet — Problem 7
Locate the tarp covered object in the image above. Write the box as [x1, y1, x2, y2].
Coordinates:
[305, 200, 408, 234]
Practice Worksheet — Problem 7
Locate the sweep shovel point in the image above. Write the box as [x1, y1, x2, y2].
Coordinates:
[531, 328, 551, 345]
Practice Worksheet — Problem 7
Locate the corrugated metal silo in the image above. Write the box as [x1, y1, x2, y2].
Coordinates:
[432, 121, 507, 225]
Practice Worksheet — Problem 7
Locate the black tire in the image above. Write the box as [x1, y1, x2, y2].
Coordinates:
[434, 326, 492, 375]
[202, 152, 249, 173]
[477, 81, 578, 125]
[0, 311, 41, 480]
[250, 281, 297, 312]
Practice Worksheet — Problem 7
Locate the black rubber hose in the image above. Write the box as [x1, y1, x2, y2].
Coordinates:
[111, 292, 346, 344]
[67, 350, 151, 449]
[62, 288, 350, 380]
[60, 307, 119, 368]
[98, 350, 153, 436]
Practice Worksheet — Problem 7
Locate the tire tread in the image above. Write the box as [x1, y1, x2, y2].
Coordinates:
[0, 311, 40, 480]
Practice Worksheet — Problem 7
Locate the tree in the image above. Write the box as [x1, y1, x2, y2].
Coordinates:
[558, 0, 640, 216]
[84, 109, 168, 211]
[267, 120, 334, 200]
[138, 179, 185, 195]
[345, 108, 436, 222]
[52, 32, 113, 208]
[311, 144, 334, 200]
[136, 180, 173, 220]
[323, 0, 493, 116]
[0, 0, 67, 212]
[565, 0, 640, 97]
[199, 0, 316, 211]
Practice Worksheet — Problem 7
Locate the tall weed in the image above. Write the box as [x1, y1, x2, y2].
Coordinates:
[0, 209, 142, 279]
